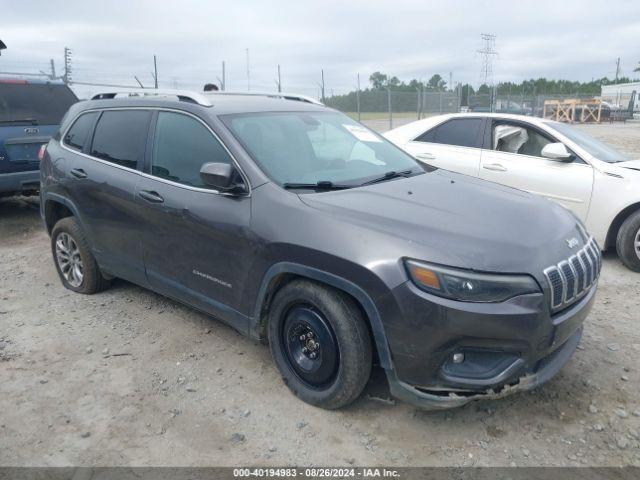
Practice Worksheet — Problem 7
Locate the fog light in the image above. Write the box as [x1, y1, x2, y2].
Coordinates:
[452, 353, 465, 364]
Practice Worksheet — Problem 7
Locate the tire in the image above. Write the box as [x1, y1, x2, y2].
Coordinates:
[268, 279, 372, 409]
[616, 210, 640, 272]
[51, 217, 110, 294]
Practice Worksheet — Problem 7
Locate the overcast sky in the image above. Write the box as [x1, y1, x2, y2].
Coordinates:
[2, 0, 639, 98]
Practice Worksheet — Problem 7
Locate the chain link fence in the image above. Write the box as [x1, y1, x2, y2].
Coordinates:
[325, 90, 461, 131]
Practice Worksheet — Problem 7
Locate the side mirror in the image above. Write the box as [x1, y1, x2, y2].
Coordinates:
[200, 162, 244, 192]
[541, 142, 573, 161]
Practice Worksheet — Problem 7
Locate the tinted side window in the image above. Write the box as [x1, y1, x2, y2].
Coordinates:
[152, 111, 232, 188]
[414, 128, 435, 143]
[64, 112, 98, 151]
[429, 118, 483, 148]
[91, 110, 151, 169]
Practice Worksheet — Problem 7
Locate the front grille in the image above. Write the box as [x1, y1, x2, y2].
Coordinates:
[543, 237, 601, 311]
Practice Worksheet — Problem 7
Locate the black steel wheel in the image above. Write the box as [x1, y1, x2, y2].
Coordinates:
[282, 304, 340, 389]
[268, 279, 372, 409]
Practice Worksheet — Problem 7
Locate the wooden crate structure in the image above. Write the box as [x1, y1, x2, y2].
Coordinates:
[543, 98, 602, 123]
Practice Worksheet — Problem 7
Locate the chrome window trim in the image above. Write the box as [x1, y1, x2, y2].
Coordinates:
[60, 106, 252, 197]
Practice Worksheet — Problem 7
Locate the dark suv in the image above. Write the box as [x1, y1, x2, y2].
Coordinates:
[0, 77, 77, 196]
[40, 90, 600, 410]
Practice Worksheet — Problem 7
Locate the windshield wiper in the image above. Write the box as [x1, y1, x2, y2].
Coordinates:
[282, 180, 355, 190]
[359, 169, 415, 186]
[0, 118, 39, 125]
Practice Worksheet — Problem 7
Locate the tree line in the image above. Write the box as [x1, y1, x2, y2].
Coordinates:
[325, 71, 640, 111]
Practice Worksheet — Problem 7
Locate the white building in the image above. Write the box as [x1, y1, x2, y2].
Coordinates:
[601, 82, 640, 111]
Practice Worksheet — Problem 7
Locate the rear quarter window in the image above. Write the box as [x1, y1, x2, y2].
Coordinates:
[90, 110, 151, 169]
[415, 118, 483, 148]
[63, 112, 98, 151]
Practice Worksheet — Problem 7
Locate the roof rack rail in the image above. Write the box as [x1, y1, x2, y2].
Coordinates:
[204, 91, 324, 105]
[90, 89, 213, 107]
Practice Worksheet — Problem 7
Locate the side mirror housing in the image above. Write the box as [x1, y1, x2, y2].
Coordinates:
[542, 142, 573, 161]
[200, 162, 244, 192]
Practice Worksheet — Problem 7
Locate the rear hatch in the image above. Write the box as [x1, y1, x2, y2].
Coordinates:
[0, 80, 77, 174]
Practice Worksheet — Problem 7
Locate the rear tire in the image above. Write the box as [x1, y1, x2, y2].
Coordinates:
[616, 210, 640, 272]
[51, 217, 110, 294]
[268, 280, 372, 409]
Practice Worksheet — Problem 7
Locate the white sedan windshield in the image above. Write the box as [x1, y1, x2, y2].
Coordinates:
[547, 122, 628, 163]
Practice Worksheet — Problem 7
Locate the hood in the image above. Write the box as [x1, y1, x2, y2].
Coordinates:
[615, 159, 640, 171]
[299, 170, 587, 275]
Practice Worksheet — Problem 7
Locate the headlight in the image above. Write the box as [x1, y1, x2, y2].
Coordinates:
[404, 259, 541, 302]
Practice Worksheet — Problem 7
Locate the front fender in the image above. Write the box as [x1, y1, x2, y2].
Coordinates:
[250, 261, 394, 370]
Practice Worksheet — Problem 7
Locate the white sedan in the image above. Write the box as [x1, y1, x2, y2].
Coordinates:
[384, 113, 640, 271]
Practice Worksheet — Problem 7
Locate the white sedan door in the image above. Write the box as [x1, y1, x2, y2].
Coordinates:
[479, 120, 594, 220]
[402, 117, 484, 177]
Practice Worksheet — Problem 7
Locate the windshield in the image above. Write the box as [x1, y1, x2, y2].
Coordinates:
[223, 111, 423, 188]
[547, 121, 628, 163]
[0, 83, 78, 125]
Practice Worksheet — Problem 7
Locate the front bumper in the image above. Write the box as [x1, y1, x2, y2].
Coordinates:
[381, 278, 596, 409]
[387, 325, 582, 410]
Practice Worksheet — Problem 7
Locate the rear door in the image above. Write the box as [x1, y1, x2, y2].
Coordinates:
[0, 81, 77, 175]
[64, 109, 151, 285]
[401, 117, 484, 177]
[479, 119, 594, 220]
[135, 110, 252, 331]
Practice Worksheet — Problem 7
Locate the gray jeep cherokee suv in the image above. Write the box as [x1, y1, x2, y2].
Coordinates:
[40, 90, 600, 410]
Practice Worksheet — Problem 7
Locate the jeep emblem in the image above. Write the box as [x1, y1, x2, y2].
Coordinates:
[566, 237, 579, 249]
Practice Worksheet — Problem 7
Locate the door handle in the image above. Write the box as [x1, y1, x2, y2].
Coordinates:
[70, 168, 87, 179]
[415, 153, 436, 160]
[138, 190, 165, 203]
[482, 163, 507, 172]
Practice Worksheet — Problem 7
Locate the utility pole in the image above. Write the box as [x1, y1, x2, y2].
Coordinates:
[615, 57, 621, 84]
[246, 48, 250, 91]
[277, 64, 282, 92]
[356, 73, 361, 121]
[320, 69, 325, 103]
[49, 59, 56, 80]
[222, 60, 226, 91]
[449, 72, 453, 92]
[153, 55, 158, 89]
[216, 61, 226, 91]
[63, 47, 72, 84]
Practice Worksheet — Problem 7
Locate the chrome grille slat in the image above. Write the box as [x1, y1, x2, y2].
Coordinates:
[559, 261, 576, 302]
[571, 255, 586, 292]
[544, 236, 600, 311]
[579, 250, 593, 286]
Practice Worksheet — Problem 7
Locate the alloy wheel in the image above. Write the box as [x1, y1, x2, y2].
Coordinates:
[55, 232, 84, 287]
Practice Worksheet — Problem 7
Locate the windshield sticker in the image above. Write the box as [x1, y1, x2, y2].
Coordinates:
[342, 124, 382, 143]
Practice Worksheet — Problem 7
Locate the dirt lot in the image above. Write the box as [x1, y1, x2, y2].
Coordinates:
[1, 123, 639, 467]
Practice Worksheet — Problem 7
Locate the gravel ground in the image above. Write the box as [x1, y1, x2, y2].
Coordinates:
[0, 123, 639, 467]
